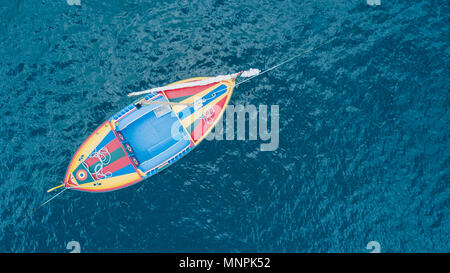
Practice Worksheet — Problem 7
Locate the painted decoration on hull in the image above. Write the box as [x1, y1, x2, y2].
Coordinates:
[166, 78, 234, 144]
[64, 122, 143, 192]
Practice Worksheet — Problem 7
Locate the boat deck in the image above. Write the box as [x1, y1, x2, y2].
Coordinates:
[115, 95, 191, 174]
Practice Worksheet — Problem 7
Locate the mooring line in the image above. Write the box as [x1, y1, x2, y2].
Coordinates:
[33, 184, 102, 215]
[138, 36, 336, 104]
[235, 37, 337, 87]
[33, 187, 69, 214]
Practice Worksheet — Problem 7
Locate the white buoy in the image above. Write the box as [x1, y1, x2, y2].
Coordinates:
[240, 68, 261, 78]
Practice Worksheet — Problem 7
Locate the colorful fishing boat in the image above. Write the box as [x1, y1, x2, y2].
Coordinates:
[40, 42, 331, 201]
[42, 41, 331, 198]
[56, 74, 244, 192]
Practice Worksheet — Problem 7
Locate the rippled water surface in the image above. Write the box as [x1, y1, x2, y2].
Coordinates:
[0, 0, 448, 252]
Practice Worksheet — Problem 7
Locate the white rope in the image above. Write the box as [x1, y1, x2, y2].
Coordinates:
[128, 37, 335, 98]
[236, 37, 336, 87]
[33, 182, 113, 214]
[33, 182, 109, 214]
[89, 147, 112, 180]
[33, 187, 68, 213]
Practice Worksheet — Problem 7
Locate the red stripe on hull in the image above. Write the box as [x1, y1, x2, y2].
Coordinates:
[92, 155, 132, 180]
[164, 82, 219, 99]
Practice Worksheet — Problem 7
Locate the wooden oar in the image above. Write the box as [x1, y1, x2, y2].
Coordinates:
[143, 100, 193, 106]
[47, 183, 64, 193]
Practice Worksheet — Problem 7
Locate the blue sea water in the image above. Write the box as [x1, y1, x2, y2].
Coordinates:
[0, 0, 448, 253]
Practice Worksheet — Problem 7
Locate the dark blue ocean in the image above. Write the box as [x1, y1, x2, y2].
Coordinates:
[0, 0, 448, 253]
